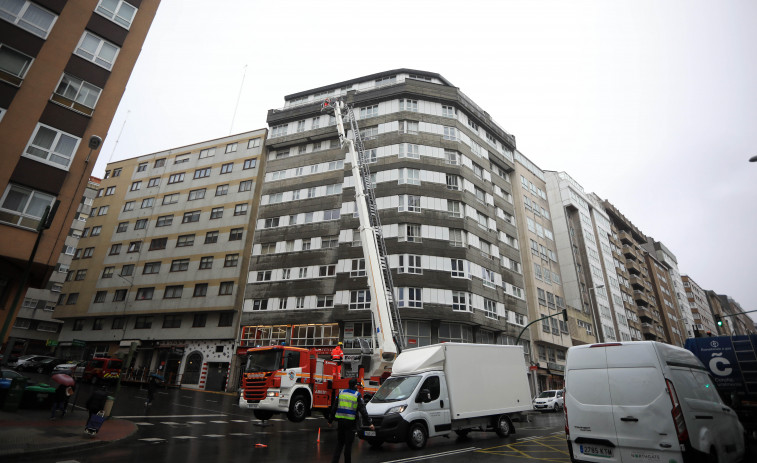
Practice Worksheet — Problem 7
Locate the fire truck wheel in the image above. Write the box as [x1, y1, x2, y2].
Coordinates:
[287, 393, 309, 422]
[253, 410, 274, 421]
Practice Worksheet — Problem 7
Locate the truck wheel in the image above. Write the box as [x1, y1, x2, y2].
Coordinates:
[407, 422, 428, 449]
[253, 410, 274, 421]
[494, 414, 512, 437]
[287, 393, 309, 422]
[455, 429, 470, 438]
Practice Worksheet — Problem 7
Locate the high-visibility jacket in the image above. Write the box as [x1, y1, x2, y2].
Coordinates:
[331, 345, 344, 360]
[334, 389, 359, 420]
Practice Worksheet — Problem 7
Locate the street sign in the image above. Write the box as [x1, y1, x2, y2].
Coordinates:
[72, 339, 86, 347]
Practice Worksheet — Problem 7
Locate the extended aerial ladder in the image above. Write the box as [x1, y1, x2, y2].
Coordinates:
[322, 98, 404, 380]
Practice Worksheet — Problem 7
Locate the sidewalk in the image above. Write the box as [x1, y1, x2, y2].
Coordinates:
[0, 406, 137, 459]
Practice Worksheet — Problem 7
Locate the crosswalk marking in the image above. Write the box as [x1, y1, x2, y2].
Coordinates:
[173, 436, 197, 440]
[135, 422, 154, 426]
[203, 434, 225, 438]
[210, 420, 228, 424]
[139, 438, 165, 443]
[186, 421, 205, 424]
[229, 432, 252, 436]
[231, 419, 248, 423]
[160, 421, 181, 425]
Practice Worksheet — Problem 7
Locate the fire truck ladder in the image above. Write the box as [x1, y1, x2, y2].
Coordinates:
[343, 104, 405, 351]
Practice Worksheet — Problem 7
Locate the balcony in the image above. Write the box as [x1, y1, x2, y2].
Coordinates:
[634, 290, 650, 306]
[626, 260, 641, 275]
[622, 244, 638, 261]
[641, 323, 658, 340]
[630, 275, 645, 290]
[618, 230, 634, 245]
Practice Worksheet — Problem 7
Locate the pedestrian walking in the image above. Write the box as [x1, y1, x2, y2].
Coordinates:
[328, 378, 374, 463]
[145, 376, 157, 406]
[85, 384, 108, 420]
[49, 383, 73, 420]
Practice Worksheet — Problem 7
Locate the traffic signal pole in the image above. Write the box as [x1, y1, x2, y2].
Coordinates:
[515, 309, 568, 345]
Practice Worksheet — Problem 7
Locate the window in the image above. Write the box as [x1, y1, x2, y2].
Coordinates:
[164, 286, 183, 300]
[399, 287, 422, 308]
[452, 291, 470, 312]
[199, 147, 215, 159]
[53, 74, 102, 113]
[23, 123, 80, 169]
[176, 234, 195, 247]
[193, 285, 208, 298]
[399, 143, 420, 158]
[134, 316, 152, 329]
[298, 267, 308, 278]
[136, 162, 147, 172]
[134, 218, 147, 230]
[182, 210, 200, 223]
[224, 254, 239, 267]
[162, 194, 179, 206]
[311, 116, 320, 129]
[135, 287, 154, 301]
[399, 223, 422, 242]
[109, 243, 121, 255]
[484, 298, 497, 319]
[216, 184, 229, 196]
[446, 174, 460, 190]
[171, 259, 190, 272]
[199, 256, 213, 269]
[113, 289, 127, 302]
[95, 0, 137, 29]
[72, 319, 84, 331]
[443, 126, 457, 141]
[243, 158, 257, 169]
[218, 312, 233, 327]
[205, 231, 219, 244]
[83, 247, 94, 258]
[256, 270, 271, 281]
[219, 281, 234, 295]
[0, 184, 55, 228]
[91, 226, 101, 236]
[252, 299, 268, 311]
[319, 265, 336, 277]
[168, 173, 184, 184]
[154, 158, 165, 168]
[194, 167, 211, 179]
[317, 295, 334, 308]
[94, 291, 107, 303]
[0, 45, 33, 85]
[1, 1, 57, 38]
[449, 228, 465, 247]
[141, 197, 154, 208]
[351, 258, 366, 277]
[101, 267, 114, 278]
[186, 188, 205, 201]
[451, 258, 466, 277]
[447, 200, 462, 218]
[74, 269, 87, 281]
[74, 32, 119, 70]
[207, 207, 223, 220]
[221, 162, 233, 174]
[156, 215, 173, 227]
[229, 228, 243, 241]
[398, 168, 420, 185]
[296, 120, 306, 132]
[225, 142, 237, 153]
[97, 206, 108, 216]
[234, 204, 247, 215]
[400, 255, 422, 274]
[399, 99, 418, 112]
[349, 290, 371, 310]
[239, 180, 252, 192]
[122, 201, 134, 212]
[127, 241, 141, 253]
[248, 138, 261, 148]
[143, 262, 160, 274]
[442, 105, 456, 118]
[482, 268, 496, 288]
[398, 120, 419, 135]
[360, 126, 378, 140]
[270, 124, 287, 137]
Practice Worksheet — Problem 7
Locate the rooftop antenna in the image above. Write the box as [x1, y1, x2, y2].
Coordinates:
[107, 110, 130, 163]
[230, 64, 247, 134]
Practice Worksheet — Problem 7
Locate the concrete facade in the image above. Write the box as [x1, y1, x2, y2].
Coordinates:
[682, 275, 717, 335]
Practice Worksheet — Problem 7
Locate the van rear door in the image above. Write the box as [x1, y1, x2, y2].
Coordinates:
[605, 343, 680, 463]
[565, 345, 621, 463]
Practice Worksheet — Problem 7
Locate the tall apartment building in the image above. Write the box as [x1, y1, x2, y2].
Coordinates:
[0, 0, 161, 351]
[512, 152, 572, 391]
[603, 201, 667, 343]
[707, 292, 754, 336]
[644, 251, 685, 346]
[681, 275, 717, 336]
[55, 130, 266, 391]
[5, 177, 99, 359]
[644, 238, 694, 339]
[545, 172, 630, 342]
[243, 70, 530, 369]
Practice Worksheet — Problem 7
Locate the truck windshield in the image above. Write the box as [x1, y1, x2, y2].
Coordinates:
[245, 350, 282, 373]
[371, 375, 423, 403]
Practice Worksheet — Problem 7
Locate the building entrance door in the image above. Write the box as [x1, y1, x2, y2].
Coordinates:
[206, 362, 229, 391]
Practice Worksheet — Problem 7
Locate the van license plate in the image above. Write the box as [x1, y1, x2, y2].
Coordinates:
[364, 430, 376, 437]
[580, 444, 613, 458]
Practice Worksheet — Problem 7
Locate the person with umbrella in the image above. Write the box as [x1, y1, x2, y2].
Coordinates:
[49, 374, 74, 420]
[145, 373, 163, 406]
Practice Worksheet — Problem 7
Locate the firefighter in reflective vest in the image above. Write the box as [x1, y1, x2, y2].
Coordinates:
[328, 378, 373, 463]
[331, 342, 344, 376]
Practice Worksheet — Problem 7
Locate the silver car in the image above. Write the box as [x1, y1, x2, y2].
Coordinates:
[532, 389, 564, 412]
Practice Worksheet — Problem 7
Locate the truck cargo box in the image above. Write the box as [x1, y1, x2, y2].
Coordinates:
[392, 343, 531, 420]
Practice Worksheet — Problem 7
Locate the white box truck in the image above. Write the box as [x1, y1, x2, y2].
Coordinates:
[359, 342, 532, 449]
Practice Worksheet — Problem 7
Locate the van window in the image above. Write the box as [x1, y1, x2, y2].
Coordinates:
[608, 367, 665, 406]
[419, 375, 440, 401]
[668, 368, 722, 403]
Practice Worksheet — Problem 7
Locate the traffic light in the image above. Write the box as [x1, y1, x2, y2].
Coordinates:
[715, 315, 723, 327]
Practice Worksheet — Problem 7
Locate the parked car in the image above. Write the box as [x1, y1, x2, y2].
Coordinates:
[533, 389, 564, 412]
[1, 368, 30, 389]
[18, 357, 63, 374]
[82, 357, 123, 384]
[564, 341, 745, 463]
[51, 360, 86, 378]
[10, 355, 52, 370]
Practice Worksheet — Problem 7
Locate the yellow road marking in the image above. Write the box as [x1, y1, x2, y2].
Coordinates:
[477, 435, 570, 462]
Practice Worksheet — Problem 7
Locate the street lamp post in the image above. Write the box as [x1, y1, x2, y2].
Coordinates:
[587, 284, 605, 342]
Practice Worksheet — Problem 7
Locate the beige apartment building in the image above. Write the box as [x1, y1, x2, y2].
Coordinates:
[0, 0, 161, 354]
[55, 130, 266, 391]
[512, 152, 572, 392]
[682, 275, 717, 336]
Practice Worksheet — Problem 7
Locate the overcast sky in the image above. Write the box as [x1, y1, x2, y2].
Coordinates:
[92, 0, 757, 322]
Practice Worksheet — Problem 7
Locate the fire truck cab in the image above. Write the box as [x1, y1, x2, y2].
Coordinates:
[239, 345, 357, 422]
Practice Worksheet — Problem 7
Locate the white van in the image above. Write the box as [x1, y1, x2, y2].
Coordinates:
[565, 341, 745, 463]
